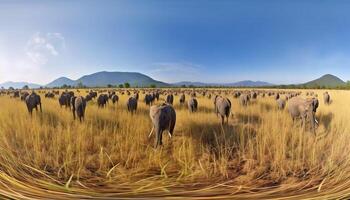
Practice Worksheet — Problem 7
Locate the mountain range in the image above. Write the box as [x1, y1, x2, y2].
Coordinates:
[0, 71, 346, 89]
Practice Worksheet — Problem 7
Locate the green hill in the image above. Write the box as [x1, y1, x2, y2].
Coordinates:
[302, 74, 345, 88]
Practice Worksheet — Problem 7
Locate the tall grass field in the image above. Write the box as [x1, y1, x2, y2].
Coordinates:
[0, 89, 349, 199]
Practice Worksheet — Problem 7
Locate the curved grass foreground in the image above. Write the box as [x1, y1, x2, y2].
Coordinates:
[0, 89, 350, 199]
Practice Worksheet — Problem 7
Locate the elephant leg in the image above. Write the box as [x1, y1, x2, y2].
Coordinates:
[221, 115, 224, 125]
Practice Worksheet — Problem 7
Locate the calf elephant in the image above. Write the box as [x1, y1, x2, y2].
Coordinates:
[214, 96, 231, 124]
[25, 92, 42, 115]
[127, 97, 138, 113]
[239, 94, 250, 107]
[288, 97, 319, 134]
[149, 103, 176, 148]
[187, 97, 198, 112]
[166, 94, 174, 105]
[276, 98, 286, 110]
[71, 96, 86, 122]
[323, 92, 331, 105]
[179, 94, 185, 105]
[111, 94, 119, 104]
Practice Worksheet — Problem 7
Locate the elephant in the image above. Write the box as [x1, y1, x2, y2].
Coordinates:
[134, 92, 139, 100]
[127, 96, 138, 113]
[25, 92, 42, 115]
[144, 94, 154, 106]
[323, 92, 331, 105]
[97, 94, 108, 108]
[166, 94, 174, 105]
[275, 93, 280, 100]
[239, 94, 250, 107]
[59, 92, 73, 108]
[71, 96, 86, 122]
[251, 92, 257, 99]
[111, 94, 119, 104]
[149, 103, 176, 148]
[233, 91, 241, 98]
[45, 92, 55, 98]
[21, 92, 29, 101]
[179, 93, 185, 105]
[85, 94, 93, 102]
[154, 92, 160, 101]
[214, 95, 231, 124]
[276, 98, 286, 110]
[187, 97, 198, 112]
[89, 91, 97, 98]
[287, 97, 319, 134]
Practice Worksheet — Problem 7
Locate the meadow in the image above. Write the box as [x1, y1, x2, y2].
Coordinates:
[0, 89, 349, 199]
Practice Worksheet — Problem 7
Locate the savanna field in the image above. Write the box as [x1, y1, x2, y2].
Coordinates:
[0, 89, 350, 199]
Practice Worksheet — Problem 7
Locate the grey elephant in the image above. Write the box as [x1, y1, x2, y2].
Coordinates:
[276, 98, 286, 110]
[323, 92, 331, 105]
[239, 94, 250, 107]
[288, 97, 319, 133]
[111, 94, 119, 104]
[97, 94, 108, 108]
[144, 94, 154, 106]
[71, 96, 86, 122]
[187, 97, 198, 112]
[59, 91, 74, 108]
[127, 96, 138, 113]
[214, 95, 232, 124]
[25, 92, 42, 115]
[166, 94, 174, 105]
[149, 103, 176, 148]
[179, 93, 185, 105]
[275, 93, 280, 100]
[21, 92, 29, 101]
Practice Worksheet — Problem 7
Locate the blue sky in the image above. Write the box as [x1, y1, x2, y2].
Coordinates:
[1, 0, 350, 84]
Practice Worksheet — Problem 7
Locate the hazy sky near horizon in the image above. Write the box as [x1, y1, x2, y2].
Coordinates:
[1, 0, 350, 84]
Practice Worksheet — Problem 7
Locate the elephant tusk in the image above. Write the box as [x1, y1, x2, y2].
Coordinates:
[148, 127, 154, 138]
[315, 119, 319, 125]
[168, 131, 172, 139]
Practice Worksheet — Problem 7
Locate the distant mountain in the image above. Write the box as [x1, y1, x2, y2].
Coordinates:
[172, 80, 273, 87]
[302, 74, 345, 87]
[228, 80, 273, 87]
[46, 77, 76, 88]
[0, 81, 41, 89]
[76, 71, 169, 87]
[45, 71, 169, 87]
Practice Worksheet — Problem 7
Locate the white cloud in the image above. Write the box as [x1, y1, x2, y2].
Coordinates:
[0, 32, 65, 84]
[26, 32, 65, 65]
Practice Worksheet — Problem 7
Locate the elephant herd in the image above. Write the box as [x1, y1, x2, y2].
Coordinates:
[2, 88, 332, 148]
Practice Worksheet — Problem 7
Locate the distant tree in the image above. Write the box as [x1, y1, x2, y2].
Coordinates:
[9, 87, 14, 90]
[150, 84, 156, 88]
[107, 84, 113, 88]
[118, 84, 124, 88]
[22, 85, 29, 90]
[61, 84, 68, 89]
[181, 84, 186, 88]
[39, 86, 43, 89]
[124, 82, 130, 88]
[77, 81, 84, 88]
[0, 87, 4, 90]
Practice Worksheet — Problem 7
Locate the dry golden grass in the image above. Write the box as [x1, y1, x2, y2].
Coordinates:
[0, 89, 350, 199]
